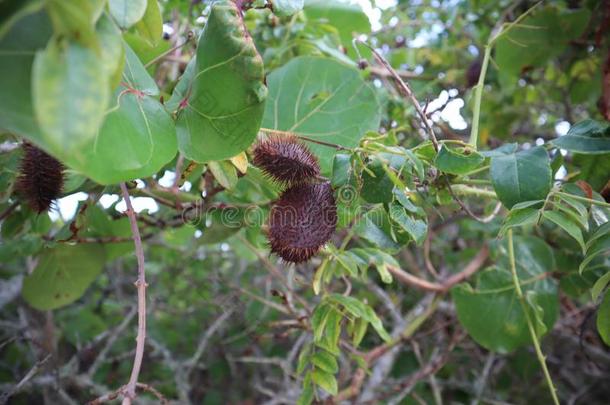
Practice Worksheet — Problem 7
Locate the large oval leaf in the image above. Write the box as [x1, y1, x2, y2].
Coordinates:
[0, 10, 51, 141]
[32, 37, 109, 153]
[495, 7, 590, 77]
[452, 236, 558, 353]
[22, 244, 106, 310]
[490, 146, 551, 209]
[57, 44, 177, 184]
[304, 0, 370, 52]
[108, 0, 147, 29]
[174, 0, 267, 163]
[262, 56, 380, 173]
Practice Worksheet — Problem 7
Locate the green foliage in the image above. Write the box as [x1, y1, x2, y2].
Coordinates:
[175, 0, 267, 162]
[22, 244, 106, 310]
[551, 119, 610, 154]
[453, 237, 558, 353]
[1, 0, 609, 403]
[261, 56, 380, 172]
[490, 146, 551, 209]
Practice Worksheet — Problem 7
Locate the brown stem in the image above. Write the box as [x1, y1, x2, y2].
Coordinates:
[119, 183, 147, 404]
[387, 244, 489, 292]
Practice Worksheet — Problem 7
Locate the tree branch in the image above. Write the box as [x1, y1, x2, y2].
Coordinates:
[119, 183, 147, 405]
[387, 245, 489, 292]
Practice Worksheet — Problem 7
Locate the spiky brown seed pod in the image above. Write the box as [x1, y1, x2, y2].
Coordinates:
[252, 135, 320, 186]
[268, 182, 337, 263]
[16, 143, 64, 213]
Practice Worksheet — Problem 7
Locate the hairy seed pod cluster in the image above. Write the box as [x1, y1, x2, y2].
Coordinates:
[268, 182, 337, 263]
[253, 135, 336, 263]
[17, 143, 64, 213]
[252, 135, 320, 186]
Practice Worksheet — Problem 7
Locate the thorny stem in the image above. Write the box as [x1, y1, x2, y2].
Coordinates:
[119, 183, 147, 405]
[507, 230, 559, 405]
[354, 39, 440, 151]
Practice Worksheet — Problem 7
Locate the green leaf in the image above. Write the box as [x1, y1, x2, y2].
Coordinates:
[331, 153, 351, 188]
[32, 37, 109, 153]
[197, 208, 243, 244]
[311, 350, 338, 374]
[46, 0, 105, 45]
[311, 369, 338, 396]
[354, 206, 402, 251]
[296, 344, 311, 375]
[452, 237, 558, 353]
[0, 12, 82, 149]
[351, 317, 368, 347]
[96, 13, 125, 85]
[46, 44, 177, 184]
[304, 0, 370, 51]
[317, 308, 341, 355]
[208, 161, 238, 190]
[579, 234, 610, 274]
[573, 153, 610, 189]
[272, 0, 304, 17]
[389, 202, 427, 245]
[551, 119, 610, 154]
[434, 144, 485, 175]
[592, 271, 610, 302]
[262, 56, 380, 173]
[311, 303, 333, 342]
[542, 210, 585, 253]
[135, 0, 162, 45]
[83, 205, 132, 260]
[490, 146, 551, 209]
[362, 304, 392, 342]
[175, 0, 267, 162]
[109, 0, 147, 29]
[0, 0, 45, 40]
[297, 374, 314, 405]
[22, 244, 106, 310]
[328, 294, 391, 342]
[499, 201, 543, 236]
[393, 188, 425, 217]
[597, 290, 610, 346]
[361, 158, 394, 203]
[495, 7, 590, 76]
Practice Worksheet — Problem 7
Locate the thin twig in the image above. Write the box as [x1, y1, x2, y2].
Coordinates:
[259, 127, 352, 151]
[144, 31, 194, 68]
[186, 308, 234, 378]
[119, 183, 147, 405]
[0, 201, 19, 222]
[445, 179, 503, 223]
[354, 39, 440, 151]
[0, 354, 51, 404]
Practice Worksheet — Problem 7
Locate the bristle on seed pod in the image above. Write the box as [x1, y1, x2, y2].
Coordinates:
[252, 135, 320, 185]
[268, 182, 337, 263]
[16, 142, 65, 213]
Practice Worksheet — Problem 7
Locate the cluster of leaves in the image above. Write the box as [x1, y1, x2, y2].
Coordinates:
[0, 0, 609, 404]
